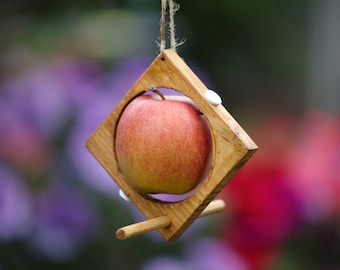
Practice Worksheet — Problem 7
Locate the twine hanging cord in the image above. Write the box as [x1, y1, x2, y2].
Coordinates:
[159, 0, 185, 54]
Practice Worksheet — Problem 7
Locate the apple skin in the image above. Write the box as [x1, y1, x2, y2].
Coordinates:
[115, 94, 213, 195]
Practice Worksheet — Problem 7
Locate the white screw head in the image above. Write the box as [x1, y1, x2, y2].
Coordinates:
[205, 89, 222, 105]
[119, 189, 131, 202]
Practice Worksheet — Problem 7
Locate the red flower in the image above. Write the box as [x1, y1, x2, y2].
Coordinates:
[220, 114, 301, 270]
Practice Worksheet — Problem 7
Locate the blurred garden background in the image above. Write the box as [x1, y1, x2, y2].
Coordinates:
[1, 0, 340, 269]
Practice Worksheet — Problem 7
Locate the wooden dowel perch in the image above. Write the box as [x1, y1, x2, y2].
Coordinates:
[116, 216, 172, 240]
[116, 199, 226, 240]
[199, 199, 226, 217]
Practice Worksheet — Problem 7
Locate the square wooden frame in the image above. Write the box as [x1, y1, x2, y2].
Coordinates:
[85, 49, 257, 241]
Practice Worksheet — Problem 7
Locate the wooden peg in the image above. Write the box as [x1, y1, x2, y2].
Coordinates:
[199, 199, 226, 217]
[116, 216, 171, 240]
[116, 199, 226, 240]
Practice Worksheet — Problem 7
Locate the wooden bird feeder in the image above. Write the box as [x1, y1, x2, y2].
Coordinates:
[85, 49, 258, 241]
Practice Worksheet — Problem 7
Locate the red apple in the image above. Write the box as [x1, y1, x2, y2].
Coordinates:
[115, 94, 212, 195]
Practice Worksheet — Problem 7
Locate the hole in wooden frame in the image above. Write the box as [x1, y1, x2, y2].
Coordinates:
[113, 87, 214, 203]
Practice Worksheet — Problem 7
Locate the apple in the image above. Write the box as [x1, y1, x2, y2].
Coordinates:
[115, 94, 213, 195]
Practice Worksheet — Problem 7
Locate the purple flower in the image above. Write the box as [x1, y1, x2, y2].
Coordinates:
[51, 58, 100, 111]
[142, 238, 247, 270]
[67, 56, 153, 195]
[29, 188, 99, 261]
[1, 58, 100, 138]
[104, 55, 153, 93]
[142, 256, 187, 270]
[0, 166, 33, 241]
[67, 94, 121, 196]
[184, 238, 248, 270]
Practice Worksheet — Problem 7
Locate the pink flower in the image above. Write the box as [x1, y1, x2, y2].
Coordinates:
[0, 118, 51, 172]
[284, 111, 340, 221]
